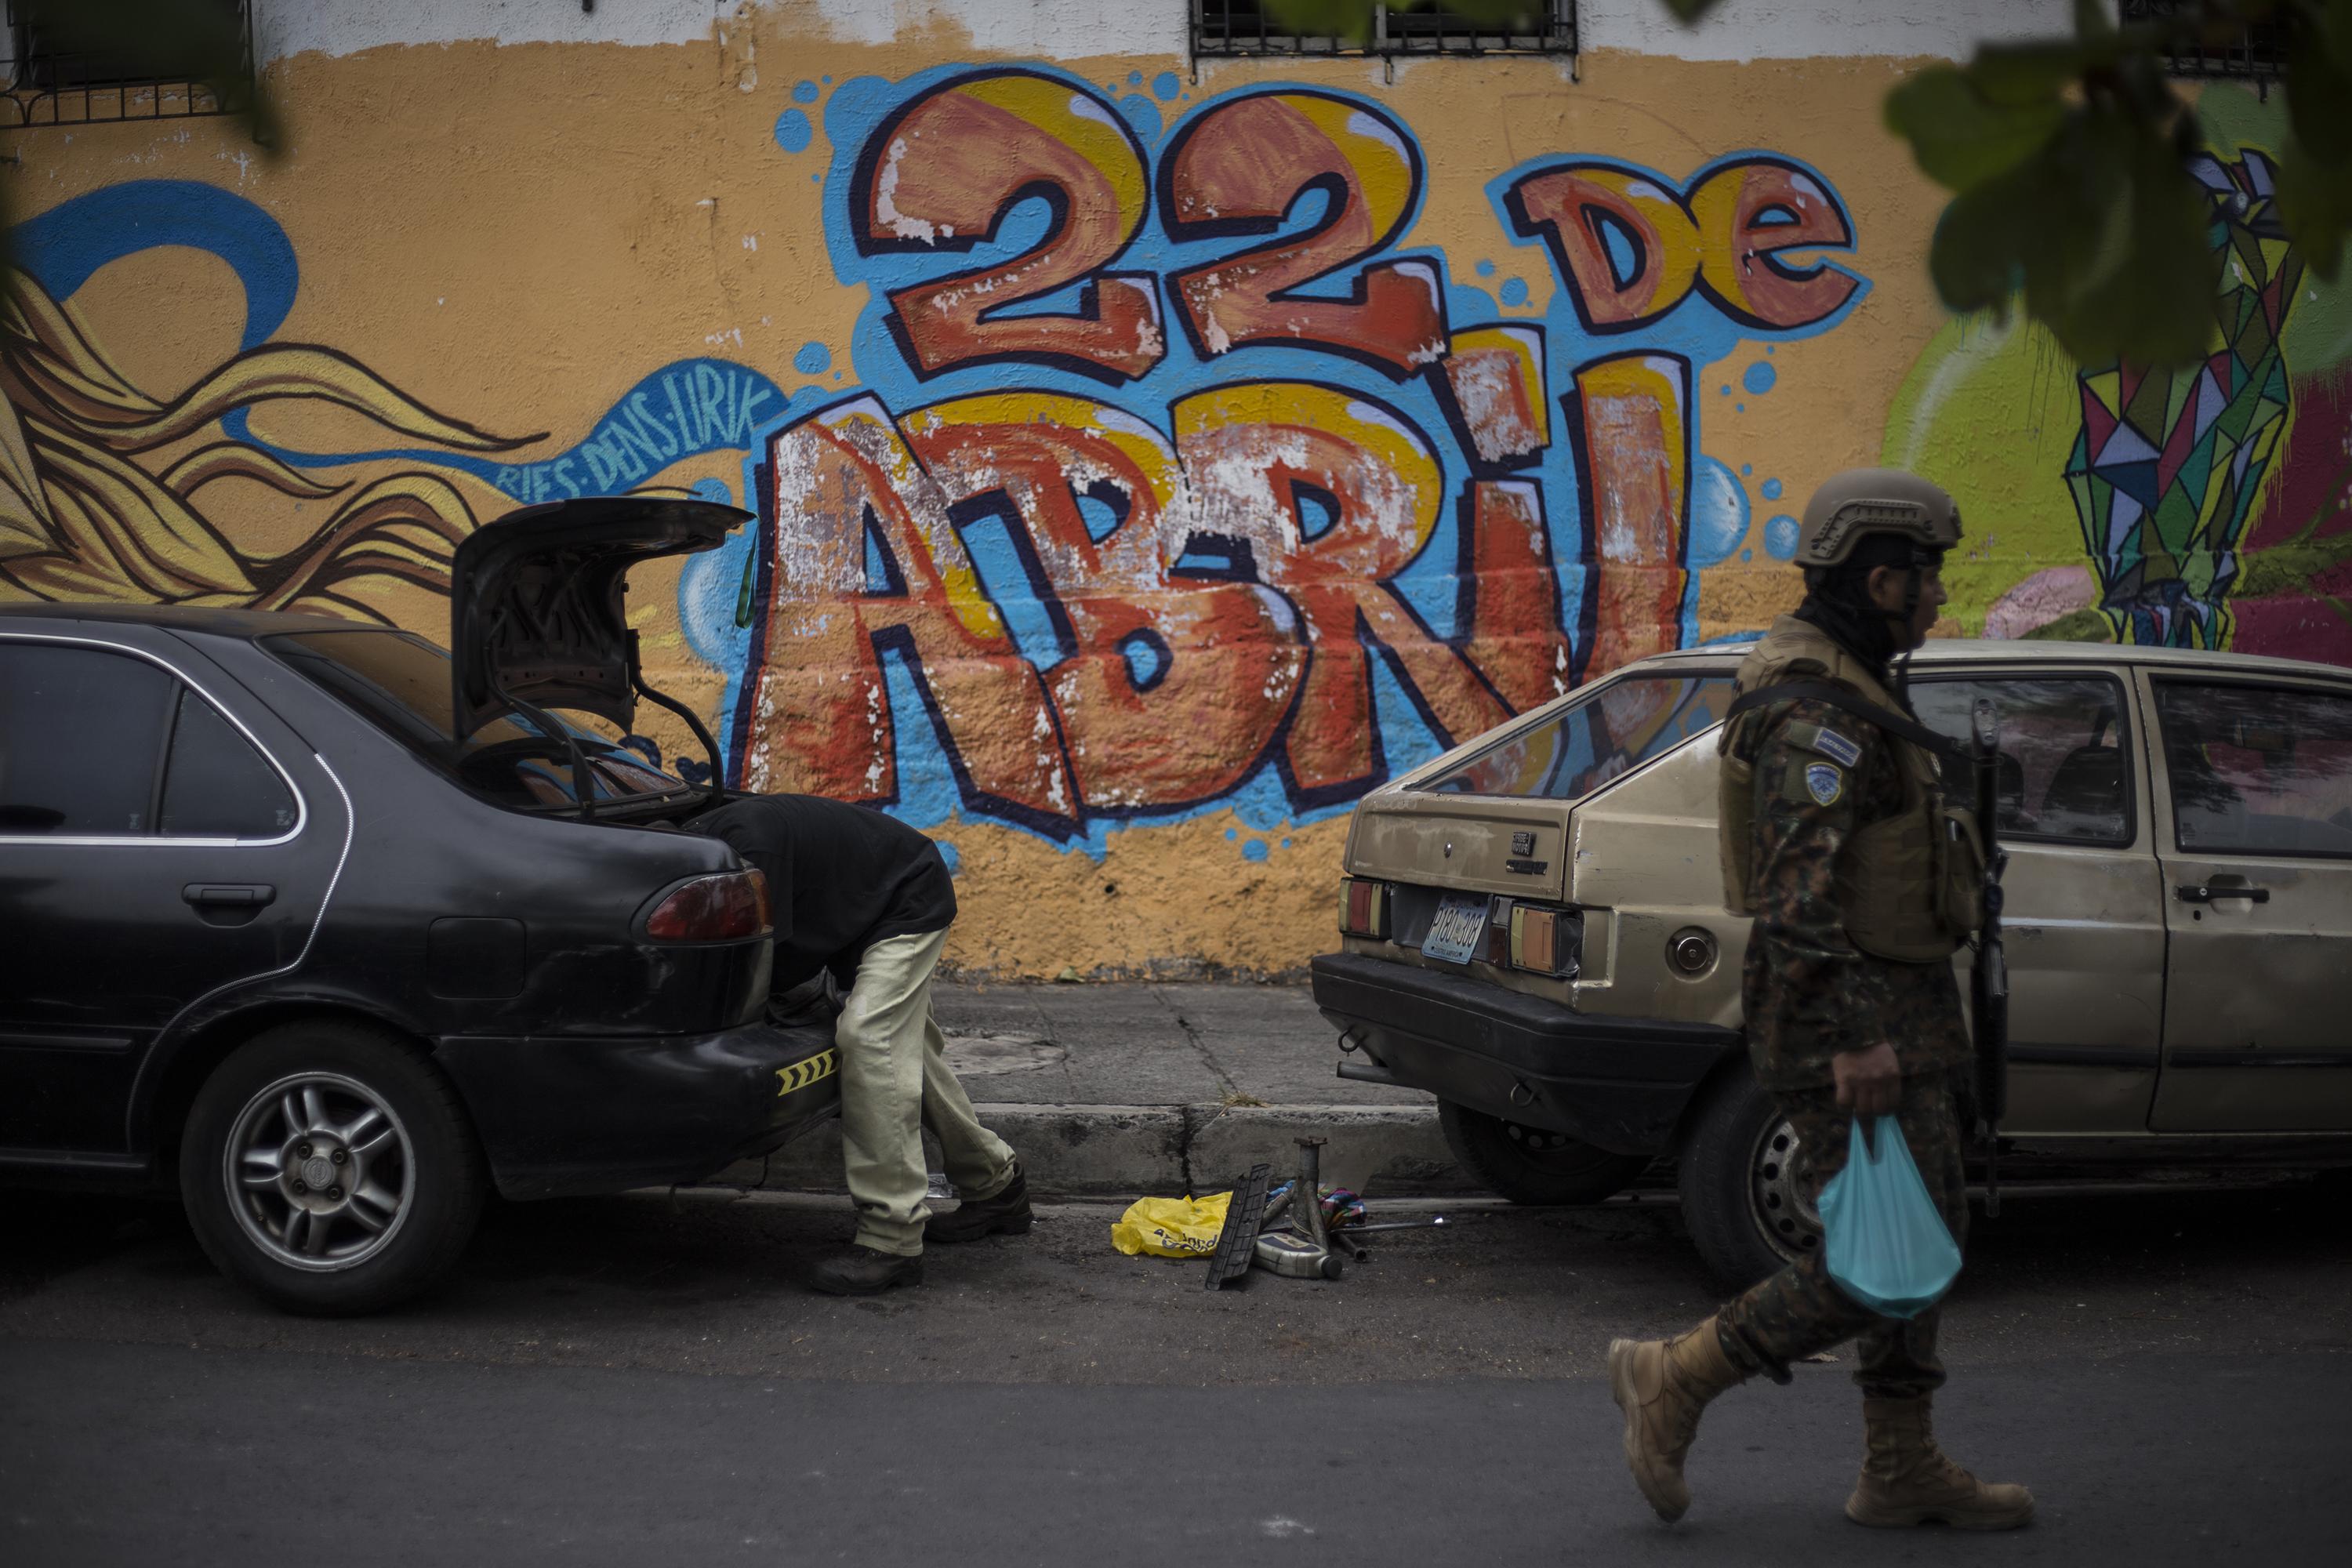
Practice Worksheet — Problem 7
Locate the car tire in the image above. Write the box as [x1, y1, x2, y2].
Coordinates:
[1438, 1098, 1653, 1206]
[180, 1019, 486, 1316]
[1677, 1067, 1820, 1288]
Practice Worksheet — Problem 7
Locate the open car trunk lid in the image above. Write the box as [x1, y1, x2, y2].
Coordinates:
[449, 496, 748, 741]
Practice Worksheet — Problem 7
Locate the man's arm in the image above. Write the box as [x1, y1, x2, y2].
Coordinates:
[1748, 699, 1904, 1114]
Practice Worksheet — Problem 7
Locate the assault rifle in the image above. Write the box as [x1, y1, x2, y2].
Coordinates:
[1969, 698, 2010, 1217]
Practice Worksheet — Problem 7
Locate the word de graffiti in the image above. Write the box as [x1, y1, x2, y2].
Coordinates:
[730, 69, 1858, 839]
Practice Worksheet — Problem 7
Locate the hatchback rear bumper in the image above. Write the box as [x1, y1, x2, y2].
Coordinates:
[1309, 952, 1741, 1155]
[434, 1018, 840, 1199]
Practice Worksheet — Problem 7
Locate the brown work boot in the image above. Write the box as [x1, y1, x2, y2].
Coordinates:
[1608, 1316, 1749, 1522]
[1846, 1396, 2035, 1530]
[808, 1244, 924, 1296]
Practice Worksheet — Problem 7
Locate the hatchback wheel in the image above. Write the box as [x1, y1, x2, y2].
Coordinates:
[180, 1020, 485, 1315]
[1677, 1068, 1821, 1287]
[1438, 1099, 1653, 1206]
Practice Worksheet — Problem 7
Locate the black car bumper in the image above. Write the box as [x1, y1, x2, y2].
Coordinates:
[1310, 952, 1741, 1156]
[434, 1019, 841, 1199]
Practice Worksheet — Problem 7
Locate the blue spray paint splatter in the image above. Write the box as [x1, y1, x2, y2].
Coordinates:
[1153, 71, 1182, 100]
[1743, 361, 1777, 395]
[775, 108, 813, 153]
[1243, 839, 1270, 862]
[794, 341, 832, 376]
[794, 80, 820, 104]
[1762, 477, 1784, 500]
[1500, 277, 1530, 307]
[1765, 515, 1802, 559]
[1686, 457, 1751, 567]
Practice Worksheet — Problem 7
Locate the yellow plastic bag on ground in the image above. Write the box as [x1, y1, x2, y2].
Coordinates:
[1111, 1192, 1231, 1258]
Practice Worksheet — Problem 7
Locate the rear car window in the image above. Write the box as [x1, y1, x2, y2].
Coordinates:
[0, 641, 176, 835]
[1420, 673, 1733, 798]
[0, 641, 294, 840]
[2153, 680, 2352, 858]
[267, 629, 691, 811]
[160, 687, 298, 838]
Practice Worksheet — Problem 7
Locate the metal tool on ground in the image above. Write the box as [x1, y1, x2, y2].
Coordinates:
[1253, 1136, 1343, 1281]
[1203, 1162, 1272, 1291]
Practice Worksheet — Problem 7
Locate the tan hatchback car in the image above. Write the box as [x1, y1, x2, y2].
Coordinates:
[1311, 639, 2352, 1283]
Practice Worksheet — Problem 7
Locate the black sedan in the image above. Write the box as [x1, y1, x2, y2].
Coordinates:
[0, 499, 839, 1313]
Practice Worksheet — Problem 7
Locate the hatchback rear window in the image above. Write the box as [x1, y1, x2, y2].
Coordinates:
[267, 629, 691, 811]
[1421, 673, 1733, 798]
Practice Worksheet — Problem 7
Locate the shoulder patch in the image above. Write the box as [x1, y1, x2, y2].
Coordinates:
[1804, 762, 1845, 807]
[1813, 727, 1863, 768]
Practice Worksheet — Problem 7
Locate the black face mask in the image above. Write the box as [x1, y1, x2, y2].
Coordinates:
[1793, 557, 1933, 713]
[1794, 590, 1901, 679]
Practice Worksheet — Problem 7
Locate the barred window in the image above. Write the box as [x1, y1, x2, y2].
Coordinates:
[2121, 1, 2285, 82]
[1192, 2, 1576, 58]
[3, 0, 254, 130]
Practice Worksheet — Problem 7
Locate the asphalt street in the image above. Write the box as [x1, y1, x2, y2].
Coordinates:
[4, 1179, 2349, 1565]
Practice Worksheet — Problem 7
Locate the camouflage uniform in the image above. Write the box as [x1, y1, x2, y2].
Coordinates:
[1715, 682, 1972, 1396]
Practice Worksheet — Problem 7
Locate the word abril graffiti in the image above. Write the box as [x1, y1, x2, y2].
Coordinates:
[728, 67, 1864, 841]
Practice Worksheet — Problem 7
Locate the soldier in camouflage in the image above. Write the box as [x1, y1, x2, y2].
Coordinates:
[1606, 469, 2035, 1530]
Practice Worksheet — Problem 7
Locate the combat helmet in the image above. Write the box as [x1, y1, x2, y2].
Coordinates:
[1795, 467, 1962, 568]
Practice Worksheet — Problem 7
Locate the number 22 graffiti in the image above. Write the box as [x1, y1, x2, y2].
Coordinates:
[728, 66, 1865, 845]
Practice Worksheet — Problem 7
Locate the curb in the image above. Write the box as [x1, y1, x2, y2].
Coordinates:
[706, 1103, 1479, 1199]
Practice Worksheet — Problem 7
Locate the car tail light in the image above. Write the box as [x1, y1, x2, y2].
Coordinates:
[1338, 877, 1391, 938]
[645, 869, 771, 942]
[1508, 904, 1579, 977]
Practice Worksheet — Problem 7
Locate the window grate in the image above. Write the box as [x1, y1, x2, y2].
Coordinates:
[1192, 2, 1576, 58]
[2, 0, 254, 131]
[2122, 0, 2285, 82]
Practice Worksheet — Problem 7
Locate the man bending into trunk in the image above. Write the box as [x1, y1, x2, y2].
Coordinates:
[691, 794, 1029, 1295]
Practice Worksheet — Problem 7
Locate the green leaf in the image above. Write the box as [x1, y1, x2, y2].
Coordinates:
[2278, 138, 2352, 281]
[1886, 65, 2066, 191]
[1928, 106, 2222, 368]
[2288, 20, 2352, 165]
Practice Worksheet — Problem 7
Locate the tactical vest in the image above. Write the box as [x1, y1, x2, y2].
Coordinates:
[1716, 617, 1984, 963]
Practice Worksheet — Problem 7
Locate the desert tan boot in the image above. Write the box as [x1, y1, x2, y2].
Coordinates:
[1608, 1315, 1748, 1522]
[1846, 1396, 2036, 1530]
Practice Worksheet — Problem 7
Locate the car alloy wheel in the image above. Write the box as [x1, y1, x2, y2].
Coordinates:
[1746, 1112, 1822, 1267]
[223, 1071, 414, 1271]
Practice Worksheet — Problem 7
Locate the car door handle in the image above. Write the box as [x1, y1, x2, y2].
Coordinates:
[2176, 883, 2270, 904]
[183, 883, 277, 909]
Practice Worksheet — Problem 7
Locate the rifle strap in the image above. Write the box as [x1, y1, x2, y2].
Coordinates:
[1725, 681, 1972, 770]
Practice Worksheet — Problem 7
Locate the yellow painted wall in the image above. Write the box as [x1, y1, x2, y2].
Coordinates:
[9, 12, 2348, 975]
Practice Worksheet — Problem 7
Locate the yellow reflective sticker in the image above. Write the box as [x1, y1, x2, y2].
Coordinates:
[775, 1048, 838, 1098]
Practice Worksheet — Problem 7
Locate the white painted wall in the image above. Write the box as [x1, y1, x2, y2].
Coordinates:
[1580, 0, 2079, 60]
[256, 0, 2087, 65]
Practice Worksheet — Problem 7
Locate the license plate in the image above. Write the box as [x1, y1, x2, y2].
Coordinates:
[1421, 894, 1492, 965]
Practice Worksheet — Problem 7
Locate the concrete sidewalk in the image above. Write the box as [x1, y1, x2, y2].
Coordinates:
[710, 981, 1477, 1199]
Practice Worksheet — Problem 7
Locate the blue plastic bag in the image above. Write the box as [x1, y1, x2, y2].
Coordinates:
[1814, 1117, 1962, 1319]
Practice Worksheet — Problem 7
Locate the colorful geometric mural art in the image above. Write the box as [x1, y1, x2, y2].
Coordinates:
[713, 64, 1865, 847]
[2065, 151, 2299, 650]
[1886, 86, 2352, 666]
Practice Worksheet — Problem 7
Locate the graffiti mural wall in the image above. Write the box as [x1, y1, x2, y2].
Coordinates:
[12, 2, 2347, 975]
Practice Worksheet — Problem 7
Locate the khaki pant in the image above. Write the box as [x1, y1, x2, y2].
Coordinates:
[836, 926, 1017, 1256]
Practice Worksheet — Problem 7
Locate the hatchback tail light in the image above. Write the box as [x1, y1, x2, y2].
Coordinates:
[1338, 877, 1391, 938]
[645, 869, 771, 942]
[1508, 904, 1579, 977]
